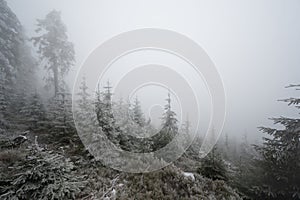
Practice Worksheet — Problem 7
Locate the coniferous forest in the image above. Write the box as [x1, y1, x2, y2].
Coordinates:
[0, 0, 299, 199]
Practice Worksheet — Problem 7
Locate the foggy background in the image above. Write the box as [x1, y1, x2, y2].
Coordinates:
[7, 0, 300, 141]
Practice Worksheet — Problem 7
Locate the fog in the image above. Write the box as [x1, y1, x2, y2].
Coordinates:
[8, 0, 300, 141]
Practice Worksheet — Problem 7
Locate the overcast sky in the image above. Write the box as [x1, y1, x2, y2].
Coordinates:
[7, 0, 300, 141]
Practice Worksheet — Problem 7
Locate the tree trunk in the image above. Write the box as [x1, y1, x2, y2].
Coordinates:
[53, 66, 59, 96]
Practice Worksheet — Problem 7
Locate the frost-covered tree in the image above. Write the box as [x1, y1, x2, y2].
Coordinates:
[224, 132, 229, 151]
[12, 44, 37, 120]
[132, 96, 146, 127]
[31, 10, 75, 96]
[0, 72, 9, 132]
[0, 0, 22, 129]
[46, 90, 77, 146]
[0, 0, 37, 131]
[178, 116, 193, 150]
[0, 0, 23, 85]
[198, 145, 228, 181]
[0, 145, 84, 200]
[254, 84, 300, 199]
[77, 77, 90, 108]
[152, 92, 178, 151]
[112, 98, 156, 153]
[20, 91, 46, 132]
[94, 81, 139, 155]
[95, 81, 119, 141]
[114, 98, 139, 136]
[93, 82, 156, 153]
[197, 128, 228, 181]
[181, 116, 191, 135]
[114, 98, 131, 129]
[229, 132, 258, 199]
[239, 132, 256, 166]
[74, 77, 101, 148]
[76, 76, 92, 121]
[161, 92, 178, 134]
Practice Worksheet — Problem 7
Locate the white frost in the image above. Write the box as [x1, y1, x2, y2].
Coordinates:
[183, 172, 195, 181]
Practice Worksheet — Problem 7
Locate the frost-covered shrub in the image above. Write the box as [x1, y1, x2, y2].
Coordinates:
[0, 146, 85, 200]
[0, 149, 24, 166]
[198, 146, 228, 182]
[119, 165, 241, 200]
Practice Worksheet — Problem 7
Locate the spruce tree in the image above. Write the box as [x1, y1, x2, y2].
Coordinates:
[254, 84, 300, 199]
[31, 10, 75, 97]
[96, 82, 115, 134]
[198, 145, 228, 181]
[114, 98, 140, 137]
[0, 72, 9, 132]
[231, 132, 258, 199]
[225, 132, 229, 151]
[152, 92, 178, 151]
[12, 44, 37, 128]
[114, 98, 131, 131]
[20, 92, 46, 132]
[0, 0, 33, 130]
[77, 77, 90, 108]
[162, 92, 178, 134]
[198, 128, 228, 181]
[46, 90, 77, 146]
[95, 81, 121, 145]
[75, 77, 101, 148]
[179, 116, 193, 148]
[132, 96, 146, 127]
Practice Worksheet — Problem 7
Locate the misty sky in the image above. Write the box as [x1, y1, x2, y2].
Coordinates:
[7, 0, 300, 141]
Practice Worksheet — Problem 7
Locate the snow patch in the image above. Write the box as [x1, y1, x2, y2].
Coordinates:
[183, 172, 195, 181]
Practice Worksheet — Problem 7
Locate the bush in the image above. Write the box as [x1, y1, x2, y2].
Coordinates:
[120, 165, 241, 200]
[198, 147, 228, 181]
[0, 149, 25, 165]
[0, 146, 85, 200]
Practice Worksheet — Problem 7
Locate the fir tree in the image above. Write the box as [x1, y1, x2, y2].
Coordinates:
[198, 128, 228, 181]
[0, 0, 34, 130]
[132, 96, 146, 127]
[254, 84, 300, 199]
[179, 115, 193, 148]
[31, 10, 75, 97]
[114, 98, 131, 131]
[114, 98, 140, 137]
[75, 77, 100, 148]
[0, 72, 9, 132]
[12, 44, 37, 127]
[77, 77, 90, 108]
[20, 91, 46, 132]
[76, 77, 92, 121]
[198, 145, 228, 181]
[181, 115, 191, 135]
[95, 81, 121, 145]
[96, 82, 115, 133]
[152, 92, 178, 151]
[225, 132, 229, 151]
[0, 145, 85, 200]
[46, 90, 77, 146]
[232, 132, 258, 199]
[162, 92, 178, 134]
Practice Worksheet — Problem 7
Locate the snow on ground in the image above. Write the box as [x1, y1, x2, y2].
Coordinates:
[182, 172, 195, 181]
